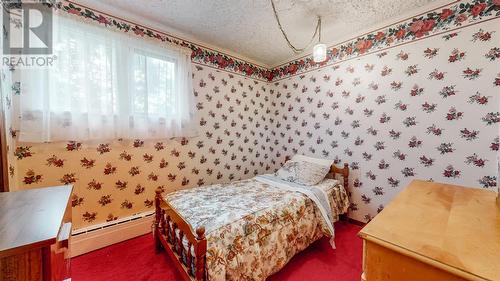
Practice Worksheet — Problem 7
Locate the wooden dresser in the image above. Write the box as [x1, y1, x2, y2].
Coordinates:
[359, 180, 500, 281]
[0, 186, 73, 281]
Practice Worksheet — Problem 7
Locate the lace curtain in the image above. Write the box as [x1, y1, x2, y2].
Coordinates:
[19, 14, 197, 142]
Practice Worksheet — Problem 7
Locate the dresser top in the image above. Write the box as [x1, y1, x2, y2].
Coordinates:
[359, 180, 500, 281]
[0, 186, 73, 257]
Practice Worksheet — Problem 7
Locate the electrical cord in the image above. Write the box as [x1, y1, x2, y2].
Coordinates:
[270, 0, 321, 54]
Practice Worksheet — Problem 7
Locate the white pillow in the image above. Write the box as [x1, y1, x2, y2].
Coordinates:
[291, 154, 333, 167]
[275, 160, 330, 185]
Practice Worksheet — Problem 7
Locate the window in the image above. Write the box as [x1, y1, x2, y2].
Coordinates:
[131, 50, 176, 117]
[18, 14, 197, 142]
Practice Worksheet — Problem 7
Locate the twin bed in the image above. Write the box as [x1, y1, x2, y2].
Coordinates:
[153, 156, 350, 281]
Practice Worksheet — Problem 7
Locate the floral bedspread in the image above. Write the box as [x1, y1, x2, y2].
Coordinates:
[164, 176, 349, 281]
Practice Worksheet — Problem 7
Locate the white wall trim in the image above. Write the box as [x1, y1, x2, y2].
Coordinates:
[71, 211, 154, 257]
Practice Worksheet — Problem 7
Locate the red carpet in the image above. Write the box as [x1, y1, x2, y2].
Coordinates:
[72, 223, 362, 281]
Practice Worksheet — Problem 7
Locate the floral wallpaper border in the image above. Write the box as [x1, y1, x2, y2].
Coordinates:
[271, 0, 500, 81]
[20, 0, 499, 82]
[32, 0, 274, 81]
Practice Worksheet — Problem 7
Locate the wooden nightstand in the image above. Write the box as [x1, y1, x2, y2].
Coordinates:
[0, 186, 73, 281]
[359, 180, 500, 281]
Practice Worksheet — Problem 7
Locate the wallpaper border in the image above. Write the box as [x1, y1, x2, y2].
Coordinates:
[40, 0, 274, 82]
[270, 0, 500, 81]
[34, 0, 500, 82]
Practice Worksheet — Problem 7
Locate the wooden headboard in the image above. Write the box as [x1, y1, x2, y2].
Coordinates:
[284, 156, 349, 190]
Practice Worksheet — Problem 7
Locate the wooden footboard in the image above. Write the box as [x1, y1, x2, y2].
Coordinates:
[154, 188, 207, 281]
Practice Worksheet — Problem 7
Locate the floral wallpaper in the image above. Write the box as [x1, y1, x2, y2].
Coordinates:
[1, 70, 15, 189]
[11, 66, 273, 229]
[268, 19, 499, 222]
[3, 0, 499, 229]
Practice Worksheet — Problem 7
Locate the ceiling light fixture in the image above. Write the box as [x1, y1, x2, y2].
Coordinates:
[270, 0, 326, 63]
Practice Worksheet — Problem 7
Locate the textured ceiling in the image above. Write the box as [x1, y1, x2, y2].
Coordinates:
[75, 0, 439, 67]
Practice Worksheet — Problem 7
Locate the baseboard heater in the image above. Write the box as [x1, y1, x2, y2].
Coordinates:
[71, 211, 154, 257]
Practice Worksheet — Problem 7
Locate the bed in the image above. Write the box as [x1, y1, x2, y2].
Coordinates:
[153, 157, 350, 281]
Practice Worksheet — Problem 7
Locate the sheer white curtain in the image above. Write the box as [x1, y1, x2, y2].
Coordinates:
[19, 14, 197, 142]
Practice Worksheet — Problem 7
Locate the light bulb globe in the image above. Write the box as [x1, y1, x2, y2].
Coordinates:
[313, 43, 327, 63]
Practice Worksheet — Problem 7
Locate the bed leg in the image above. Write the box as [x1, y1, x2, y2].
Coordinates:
[195, 226, 207, 281]
[340, 214, 348, 225]
[341, 163, 350, 226]
[154, 188, 164, 254]
[154, 228, 163, 253]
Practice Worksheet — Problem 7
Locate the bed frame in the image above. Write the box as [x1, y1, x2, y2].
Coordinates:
[153, 158, 349, 281]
